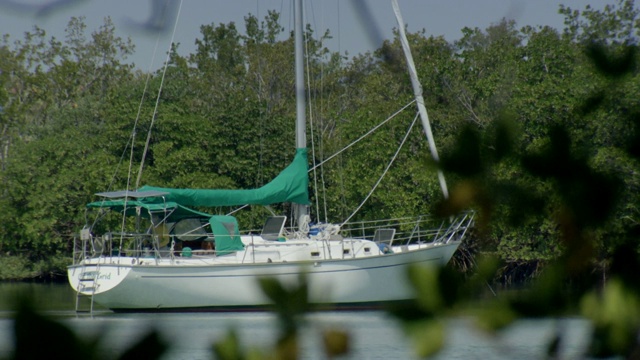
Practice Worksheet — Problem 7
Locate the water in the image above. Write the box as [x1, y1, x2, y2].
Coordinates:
[0, 282, 592, 359]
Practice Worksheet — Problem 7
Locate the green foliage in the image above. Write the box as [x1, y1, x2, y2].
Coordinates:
[0, 255, 70, 281]
[0, 256, 38, 280]
[419, 1, 640, 356]
[31, 254, 72, 280]
[0, 16, 135, 266]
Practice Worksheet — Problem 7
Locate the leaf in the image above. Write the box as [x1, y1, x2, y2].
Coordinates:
[440, 125, 484, 177]
[406, 265, 444, 314]
[13, 300, 97, 360]
[473, 300, 517, 333]
[585, 42, 636, 79]
[403, 319, 446, 358]
[212, 329, 244, 360]
[581, 278, 640, 357]
[257, 273, 310, 344]
[274, 333, 298, 360]
[546, 331, 562, 359]
[117, 330, 168, 360]
[322, 328, 350, 358]
[509, 263, 567, 317]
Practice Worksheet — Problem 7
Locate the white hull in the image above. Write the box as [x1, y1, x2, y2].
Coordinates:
[68, 241, 460, 311]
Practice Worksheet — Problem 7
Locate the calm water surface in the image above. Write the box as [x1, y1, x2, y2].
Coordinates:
[0, 282, 591, 359]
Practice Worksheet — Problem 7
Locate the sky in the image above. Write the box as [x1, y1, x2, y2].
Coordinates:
[0, 0, 614, 70]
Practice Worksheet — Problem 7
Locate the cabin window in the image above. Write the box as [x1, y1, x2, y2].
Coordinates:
[343, 249, 350, 255]
[172, 218, 209, 242]
[364, 247, 370, 252]
[311, 252, 320, 257]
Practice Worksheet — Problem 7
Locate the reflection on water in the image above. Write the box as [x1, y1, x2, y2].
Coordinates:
[0, 282, 591, 359]
[0, 281, 77, 314]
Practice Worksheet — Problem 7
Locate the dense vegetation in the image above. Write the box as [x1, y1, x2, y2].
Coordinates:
[2, 1, 640, 359]
[0, 0, 638, 292]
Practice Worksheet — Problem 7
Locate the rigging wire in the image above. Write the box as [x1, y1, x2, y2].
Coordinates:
[256, 0, 265, 189]
[317, 0, 331, 224]
[335, 1, 348, 224]
[96, 0, 178, 235]
[124, 25, 166, 195]
[134, 0, 184, 190]
[256, 0, 263, 187]
[340, 111, 420, 226]
[310, 100, 415, 171]
[318, 1, 328, 223]
[233, 97, 413, 225]
[300, 0, 420, 223]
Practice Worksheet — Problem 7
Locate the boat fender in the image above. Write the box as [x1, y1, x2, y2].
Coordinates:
[378, 243, 393, 254]
[299, 215, 311, 234]
[327, 224, 340, 235]
[182, 247, 192, 258]
[315, 224, 340, 241]
[309, 227, 320, 236]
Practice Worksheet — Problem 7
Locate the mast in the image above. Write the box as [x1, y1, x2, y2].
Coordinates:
[294, 0, 308, 228]
[391, 0, 449, 199]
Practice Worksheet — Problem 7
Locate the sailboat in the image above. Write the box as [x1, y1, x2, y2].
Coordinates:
[67, 0, 473, 312]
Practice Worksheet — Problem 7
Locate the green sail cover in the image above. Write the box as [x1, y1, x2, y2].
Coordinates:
[209, 215, 244, 255]
[139, 148, 309, 207]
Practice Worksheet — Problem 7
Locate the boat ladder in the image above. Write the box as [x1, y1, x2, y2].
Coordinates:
[74, 263, 99, 315]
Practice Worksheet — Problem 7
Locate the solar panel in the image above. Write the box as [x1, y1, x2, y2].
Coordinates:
[261, 216, 287, 241]
[95, 190, 170, 199]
